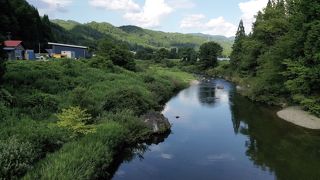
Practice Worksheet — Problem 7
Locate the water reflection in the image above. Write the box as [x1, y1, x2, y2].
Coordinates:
[198, 82, 216, 106]
[108, 131, 171, 179]
[112, 79, 320, 180]
[230, 93, 320, 180]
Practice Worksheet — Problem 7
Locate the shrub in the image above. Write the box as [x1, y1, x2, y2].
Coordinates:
[103, 87, 156, 115]
[0, 137, 36, 179]
[102, 110, 150, 142]
[57, 106, 96, 136]
[89, 56, 114, 70]
[0, 119, 70, 157]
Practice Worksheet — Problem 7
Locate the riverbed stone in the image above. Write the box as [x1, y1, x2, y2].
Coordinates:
[277, 106, 320, 129]
[141, 112, 171, 134]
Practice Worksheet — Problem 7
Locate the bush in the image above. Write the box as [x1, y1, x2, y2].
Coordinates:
[102, 110, 150, 142]
[0, 137, 36, 179]
[0, 119, 70, 156]
[103, 87, 156, 115]
[70, 87, 101, 117]
[89, 56, 114, 70]
[57, 106, 96, 137]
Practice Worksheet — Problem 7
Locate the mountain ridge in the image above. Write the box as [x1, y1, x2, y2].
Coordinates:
[51, 19, 234, 56]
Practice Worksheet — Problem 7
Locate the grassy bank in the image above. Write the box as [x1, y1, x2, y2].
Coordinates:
[0, 58, 194, 179]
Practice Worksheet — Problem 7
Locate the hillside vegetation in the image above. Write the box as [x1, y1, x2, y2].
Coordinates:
[51, 20, 233, 56]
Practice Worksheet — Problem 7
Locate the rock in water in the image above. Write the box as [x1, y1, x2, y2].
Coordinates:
[141, 112, 171, 134]
[217, 85, 224, 89]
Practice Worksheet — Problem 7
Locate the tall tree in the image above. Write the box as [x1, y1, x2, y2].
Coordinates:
[155, 48, 170, 63]
[230, 20, 246, 70]
[199, 41, 223, 69]
[97, 39, 136, 71]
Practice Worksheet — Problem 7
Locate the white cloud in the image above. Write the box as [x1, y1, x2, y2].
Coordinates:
[180, 14, 206, 29]
[161, 153, 174, 159]
[239, 0, 268, 32]
[124, 0, 173, 28]
[89, 0, 140, 12]
[27, 0, 72, 16]
[180, 14, 237, 37]
[168, 0, 195, 9]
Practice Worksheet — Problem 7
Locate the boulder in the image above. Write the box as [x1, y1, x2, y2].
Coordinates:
[141, 112, 171, 134]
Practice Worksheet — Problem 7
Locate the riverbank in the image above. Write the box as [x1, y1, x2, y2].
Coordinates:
[277, 107, 320, 130]
[0, 58, 195, 179]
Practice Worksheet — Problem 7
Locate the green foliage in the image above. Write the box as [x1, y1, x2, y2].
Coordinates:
[0, 118, 70, 178]
[0, 137, 36, 179]
[89, 56, 114, 70]
[97, 39, 136, 71]
[135, 47, 155, 60]
[24, 122, 128, 179]
[103, 86, 156, 115]
[155, 48, 170, 63]
[1, 58, 193, 179]
[179, 47, 198, 64]
[230, 20, 246, 70]
[0, 0, 55, 49]
[199, 41, 223, 69]
[225, 0, 320, 115]
[57, 107, 95, 136]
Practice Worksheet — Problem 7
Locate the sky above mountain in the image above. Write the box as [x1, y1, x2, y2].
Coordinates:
[27, 0, 268, 37]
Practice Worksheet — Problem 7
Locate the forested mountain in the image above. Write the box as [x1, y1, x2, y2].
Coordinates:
[0, 0, 54, 50]
[52, 20, 234, 56]
[229, 0, 320, 116]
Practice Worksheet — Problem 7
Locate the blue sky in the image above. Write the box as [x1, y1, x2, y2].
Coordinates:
[27, 0, 268, 37]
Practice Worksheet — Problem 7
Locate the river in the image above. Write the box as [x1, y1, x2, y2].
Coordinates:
[112, 79, 320, 180]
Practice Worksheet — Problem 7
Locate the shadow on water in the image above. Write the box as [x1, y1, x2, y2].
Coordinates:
[110, 79, 320, 180]
[107, 131, 171, 179]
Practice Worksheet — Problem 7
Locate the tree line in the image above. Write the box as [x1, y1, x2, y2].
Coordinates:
[229, 0, 320, 115]
[136, 42, 223, 70]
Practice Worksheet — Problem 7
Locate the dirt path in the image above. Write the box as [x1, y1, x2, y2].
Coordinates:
[277, 106, 320, 130]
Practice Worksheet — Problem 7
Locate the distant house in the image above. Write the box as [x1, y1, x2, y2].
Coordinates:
[3, 40, 24, 60]
[47, 42, 89, 59]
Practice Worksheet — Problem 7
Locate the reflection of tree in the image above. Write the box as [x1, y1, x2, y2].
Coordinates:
[108, 131, 171, 179]
[198, 83, 216, 106]
[230, 91, 320, 180]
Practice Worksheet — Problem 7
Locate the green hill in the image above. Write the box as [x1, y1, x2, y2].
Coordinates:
[51, 20, 234, 56]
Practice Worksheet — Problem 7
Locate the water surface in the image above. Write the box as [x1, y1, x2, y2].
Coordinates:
[113, 79, 320, 180]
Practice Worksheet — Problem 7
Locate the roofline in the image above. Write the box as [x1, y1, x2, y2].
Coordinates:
[48, 42, 88, 49]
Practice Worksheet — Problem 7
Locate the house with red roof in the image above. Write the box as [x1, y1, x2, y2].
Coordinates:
[2, 40, 25, 60]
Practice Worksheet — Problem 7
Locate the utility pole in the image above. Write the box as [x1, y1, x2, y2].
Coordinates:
[7, 32, 11, 40]
[38, 42, 41, 56]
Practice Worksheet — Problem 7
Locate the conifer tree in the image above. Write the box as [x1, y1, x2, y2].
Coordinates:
[230, 20, 246, 70]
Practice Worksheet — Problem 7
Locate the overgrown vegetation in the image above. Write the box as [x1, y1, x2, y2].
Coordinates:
[0, 58, 193, 179]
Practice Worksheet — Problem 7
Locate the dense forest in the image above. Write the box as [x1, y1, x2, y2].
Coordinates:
[227, 0, 320, 116]
[0, 0, 54, 50]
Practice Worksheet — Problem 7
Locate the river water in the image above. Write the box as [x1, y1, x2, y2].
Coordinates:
[113, 79, 320, 180]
